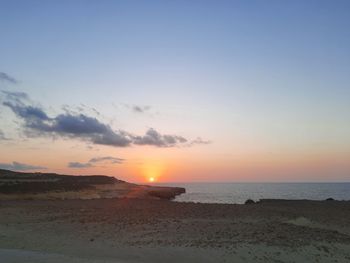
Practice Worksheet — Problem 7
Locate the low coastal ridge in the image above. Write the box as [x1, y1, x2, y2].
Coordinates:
[0, 169, 185, 201]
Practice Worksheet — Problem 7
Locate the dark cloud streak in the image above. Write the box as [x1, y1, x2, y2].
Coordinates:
[68, 162, 93, 168]
[0, 72, 17, 84]
[68, 156, 124, 168]
[89, 156, 124, 164]
[132, 105, 151, 113]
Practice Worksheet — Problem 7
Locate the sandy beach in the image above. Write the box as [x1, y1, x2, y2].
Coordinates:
[1, 198, 350, 262]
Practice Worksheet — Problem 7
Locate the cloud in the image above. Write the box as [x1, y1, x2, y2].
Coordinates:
[89, 156, 124, 164]
[0, 161, 46, 171]
[68, 156, 124, 168]
[0, 72, 17, 84]
[2, 91, 132, 147]
[2, 91, 29, 102]
[121, 103, 152, 114]
[3, 101, 49, 121]
[132, 128, 188, 147]
[0, 130, 9, 140]
[132, 105, 151, 113]
[62, 103, 101, 117]
[188, 137, 212, 146]
[68, 162, 93, 168]
[2, 91, 209, 148]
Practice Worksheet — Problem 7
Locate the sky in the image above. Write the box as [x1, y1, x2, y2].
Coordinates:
[0, 0, 350, 183]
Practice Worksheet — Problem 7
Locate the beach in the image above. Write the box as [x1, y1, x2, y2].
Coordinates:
[1, 198, 350, 262]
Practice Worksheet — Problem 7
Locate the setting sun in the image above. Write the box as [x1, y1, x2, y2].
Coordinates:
[148, 177, 155, 183]
[141, 161, 165, 183]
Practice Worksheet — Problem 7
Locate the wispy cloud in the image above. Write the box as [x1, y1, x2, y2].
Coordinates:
[0, 130, 10, 140]
[68, 156, 125, 168]
[89, 156, 124, 164]
[188, 137, 212, 146]
[0, 161, 46, 171]
[2, 90, 28, 101]
[120, 103, 153, 114]
[68, 162, 93, 168]
[132, 105, 151, 113]
[1, 91, 210, 148]
[0, 72, 18, 84]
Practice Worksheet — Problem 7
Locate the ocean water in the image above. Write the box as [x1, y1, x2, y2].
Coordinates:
[158, 183, 350, 204]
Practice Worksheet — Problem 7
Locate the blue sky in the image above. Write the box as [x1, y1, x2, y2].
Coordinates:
[0, 0, 350, 182]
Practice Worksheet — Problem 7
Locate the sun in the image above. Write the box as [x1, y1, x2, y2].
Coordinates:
[148, 177, 155, 183]
[141, 161, 164, 183]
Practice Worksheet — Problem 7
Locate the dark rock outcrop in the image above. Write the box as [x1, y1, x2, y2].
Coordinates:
[245, 199, 256, 205]
[147, 187, 186, 200]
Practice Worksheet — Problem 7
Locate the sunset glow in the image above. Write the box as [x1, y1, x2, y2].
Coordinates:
[0, 1, 349, 183]
[148, 177, 155, 183]
[141, 161, 165, 183]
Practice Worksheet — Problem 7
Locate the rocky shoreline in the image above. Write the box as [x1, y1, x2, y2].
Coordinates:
[0, 169, 185, 201]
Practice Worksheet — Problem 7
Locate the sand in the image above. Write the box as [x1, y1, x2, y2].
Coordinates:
[1, 198, 350, 262]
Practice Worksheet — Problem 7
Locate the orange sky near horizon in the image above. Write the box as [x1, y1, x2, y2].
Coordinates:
[1, 1, 350, 183]
[1, 137, 349, 183]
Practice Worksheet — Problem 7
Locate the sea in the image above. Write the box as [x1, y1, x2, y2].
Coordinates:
[157, 183, 350, 204]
